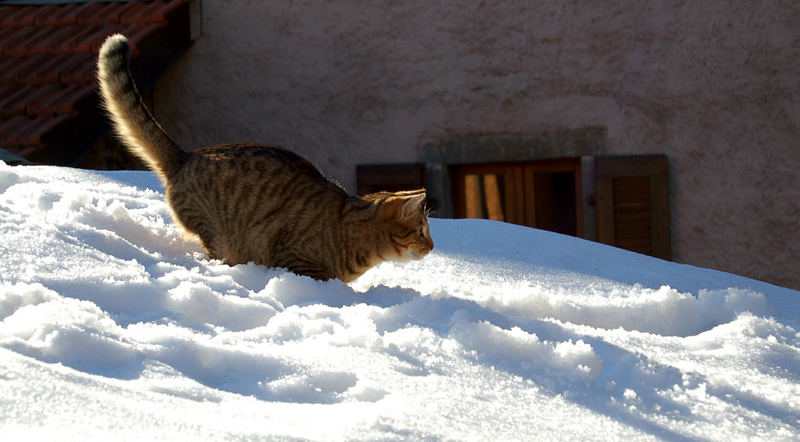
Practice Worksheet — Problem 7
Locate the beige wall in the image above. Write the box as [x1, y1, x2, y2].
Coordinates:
[153, 1, 800, 289]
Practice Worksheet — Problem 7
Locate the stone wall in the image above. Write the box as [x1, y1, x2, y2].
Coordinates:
[153, 1, 800, 289]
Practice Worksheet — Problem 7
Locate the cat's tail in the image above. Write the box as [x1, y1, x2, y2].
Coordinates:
[97, 34, 187, 182]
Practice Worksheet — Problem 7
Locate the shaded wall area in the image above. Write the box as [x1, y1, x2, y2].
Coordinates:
[152, 1, 800, 289]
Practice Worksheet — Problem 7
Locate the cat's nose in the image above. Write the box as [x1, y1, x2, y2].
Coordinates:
[416, 246, 432, 259]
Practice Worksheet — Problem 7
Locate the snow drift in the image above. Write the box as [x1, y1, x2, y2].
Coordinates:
[0, 161, 798, 440]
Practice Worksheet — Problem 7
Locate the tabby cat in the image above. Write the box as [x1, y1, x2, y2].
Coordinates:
[97, 34, 433, 282]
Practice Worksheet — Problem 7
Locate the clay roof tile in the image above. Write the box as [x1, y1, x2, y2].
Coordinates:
[0, 1, 191, 161]
[126, 22, 167, 51]
[75, 3, 108, 25]
[1, 114, 69, 148]
[0, 5, 35, 27]
[2, 26, 37, 55]
[23, 83, 63, 116]
[121, 0, 174, 25]
[0, 54, 24, 82]
[0, 85, 29, 116]
[32, 5, 70, 26]
[57, 53, 95, 84]
[26, 55, 65, 85]
[0, 115, 40, 146]
[4, 53, 48, 84]
[38, 25, 80, 53]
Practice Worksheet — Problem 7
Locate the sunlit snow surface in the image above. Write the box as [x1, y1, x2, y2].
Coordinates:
[1, 161, 799, 440]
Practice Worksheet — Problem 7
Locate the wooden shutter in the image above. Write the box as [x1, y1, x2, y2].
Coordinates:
[595, 155, 670, 260]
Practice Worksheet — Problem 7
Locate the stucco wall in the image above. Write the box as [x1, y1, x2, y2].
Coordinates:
[153, 1, 800, 289]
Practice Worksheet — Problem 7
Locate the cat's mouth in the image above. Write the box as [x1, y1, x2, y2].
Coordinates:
[408, 248, 430, 261]
[392, 248, 428, 263]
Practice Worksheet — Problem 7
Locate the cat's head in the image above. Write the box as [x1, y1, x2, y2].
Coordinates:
[365, 189, 434, 261]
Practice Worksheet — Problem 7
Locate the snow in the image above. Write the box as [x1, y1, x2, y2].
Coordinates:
[1, 160, 799, 440]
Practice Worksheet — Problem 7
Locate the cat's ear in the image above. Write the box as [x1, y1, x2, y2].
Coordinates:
[399, 192, 426, 218]
[379, 191, 426, 220]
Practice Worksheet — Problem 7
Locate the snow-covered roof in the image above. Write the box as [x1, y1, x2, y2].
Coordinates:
[1, 161, 798, 440]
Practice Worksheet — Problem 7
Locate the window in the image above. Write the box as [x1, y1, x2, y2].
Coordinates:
[450, 158, 582, 236]
[357, 135, 670, 259]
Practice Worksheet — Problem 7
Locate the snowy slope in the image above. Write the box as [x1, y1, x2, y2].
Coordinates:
[1, 161, 799, 441]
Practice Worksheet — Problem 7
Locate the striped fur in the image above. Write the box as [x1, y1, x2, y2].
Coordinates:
[97, 34, 433, 282]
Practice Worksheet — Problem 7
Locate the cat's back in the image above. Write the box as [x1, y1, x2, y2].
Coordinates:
[170, 143, 348, 211]
[168, 143, 337, 195]
[186, 143, 327, 182]
[165, 143, 348, 264]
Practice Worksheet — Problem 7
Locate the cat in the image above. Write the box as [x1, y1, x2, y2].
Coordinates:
[96, 34, 433, 283]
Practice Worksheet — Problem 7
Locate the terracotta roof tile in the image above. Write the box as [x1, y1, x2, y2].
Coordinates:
[0, 86, 28, 116]
[36, 25, 78, 52]
[122, 0, 179, 25]
[0, 114, 70, 148]
[94, 2, 137, 25]
[57, 53, 95, 84]
[58, 24, 99, 53]
[33, 5, 76, 26]
[0, 5, 35, 27]
[126, 22, 168, 49]
[0, 55, 26, 83]
[24, 83, 88, 116]
[0, 0, 190, 163]
[23, 84, 62, 115]
[46, 4, 84, 27]
[45, 83, 96, 115]
[0, 116, 37, 146]
[29, 56, 66, 85]
[2, 27, 36, 54]
[0, 84, 17, 104]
